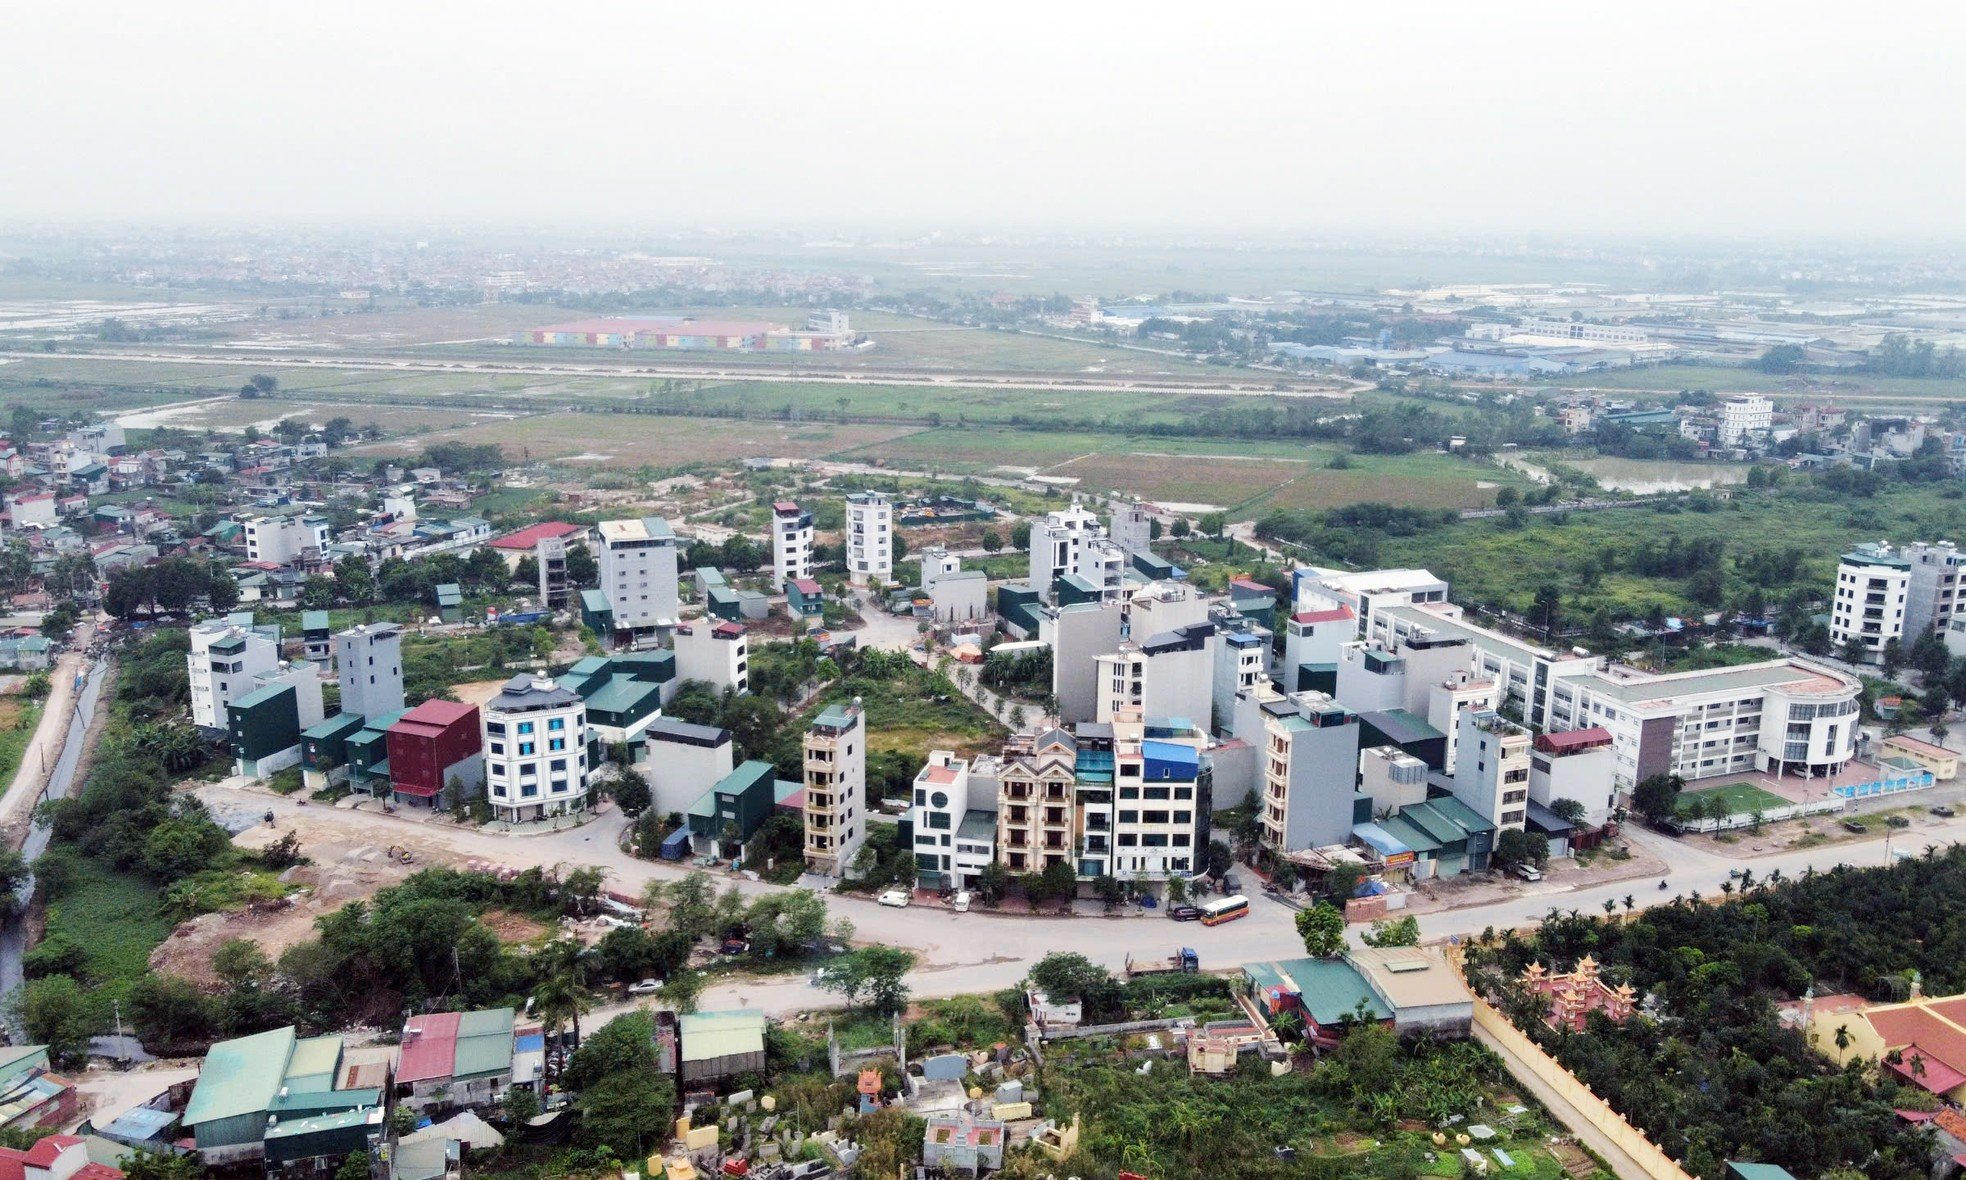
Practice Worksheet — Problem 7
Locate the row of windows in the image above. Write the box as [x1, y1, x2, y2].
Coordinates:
[486, 717, 577, 737]
[490, 779, 577, 798]
[490, 737, 572, 756]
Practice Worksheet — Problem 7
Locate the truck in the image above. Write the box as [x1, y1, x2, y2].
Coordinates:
[1125, 947, 1199, 977]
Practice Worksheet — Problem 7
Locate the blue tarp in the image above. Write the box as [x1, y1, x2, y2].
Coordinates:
[1351, 822, 1411, 859]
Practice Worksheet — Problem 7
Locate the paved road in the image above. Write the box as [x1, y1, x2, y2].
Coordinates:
[15, 349, 1347, 400]
[195, 779, 1966, 1019]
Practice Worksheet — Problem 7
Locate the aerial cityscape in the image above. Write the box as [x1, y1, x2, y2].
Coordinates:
[3, 5, 1966, 1180]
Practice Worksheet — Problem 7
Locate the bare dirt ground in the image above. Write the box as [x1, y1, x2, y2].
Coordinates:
[147, 814, 435, 987]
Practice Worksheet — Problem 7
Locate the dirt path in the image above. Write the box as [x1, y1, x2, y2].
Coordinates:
[1472, 1023, 1651, 1180]
[0, 644, 91, 846]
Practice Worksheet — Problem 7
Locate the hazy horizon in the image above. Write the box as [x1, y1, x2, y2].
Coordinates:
[7, 1, 1964, 240]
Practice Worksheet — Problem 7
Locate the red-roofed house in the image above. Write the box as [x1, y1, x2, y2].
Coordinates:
[385, 700, 483, 809]
[0, 1134, 120, 1180]
[489, 521, 584, 610]
[1807, 986, 1966, 1104]
[1283, 603, 1356, 693]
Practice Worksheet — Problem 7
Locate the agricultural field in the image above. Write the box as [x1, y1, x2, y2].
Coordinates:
[114, 395, 521, 436]
[0, 695, 44, 795]
[347, 409, 924, 470]
[1551, 363, 1966, 405]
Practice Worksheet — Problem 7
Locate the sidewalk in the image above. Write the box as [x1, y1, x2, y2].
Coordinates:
[1472, 1022, 1650, 1180]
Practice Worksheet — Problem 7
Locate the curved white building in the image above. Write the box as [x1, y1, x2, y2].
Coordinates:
[483, 673, 589, 823]
[1756, 674, 1862, 777]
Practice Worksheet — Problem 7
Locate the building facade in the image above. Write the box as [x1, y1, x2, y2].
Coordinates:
[1259, 693, 1363, 854]
[335, 622, 404, 719]
[482, 674, 589, 823]
[801, 702, 867, 876]
[189, 617, 281, 732]
[772, 501, 814, 587]
[673, 620, 749, 695]
[596, 516, 680, 643]
[1829, 541, 1910, 662]
[845, 492, 893, 587]
[1451, 710, 1531, 832]
[1904, 540, 1966, 642]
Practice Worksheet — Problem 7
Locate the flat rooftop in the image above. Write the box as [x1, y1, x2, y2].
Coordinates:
[1571, 658, 1857, 707]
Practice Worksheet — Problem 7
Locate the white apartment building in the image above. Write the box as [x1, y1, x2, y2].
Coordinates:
[597, 516, 680, 640]
[1108, 500, 1154, 556]
[482, 673, 589, 823]
[242, 512, 331, 566]
[1451, 710, 1532, 832]
[1103, 711, 1207, 880]
[1366, 602, 1596, 730]
[1293, 566, 1449, 629]
[1528, 728, 1618, 826]
[1213, 613, 1273, 733]
[1829, 542, 1910, 662]
[802, 702, 866, 876]
[845, 492, 893, 587]
[908, 750, 997, 890]
[641, 717, 735, 818]
[1258, 693, 1363, 854]
[1544, 658, 1861, 789]
[189, 617, 281, 732]
[1717, 393, 1773, 447]
[335, 622, 404, 719]
[1041, 600, 1126, 724]
[1426, 671, 1500, 774]
[1029, 500, 1125, 598]
[1280, 603, 1355, 693]
[772, 501, 814, 586]
[1094, 621, 1215, 727]
[1903, 540, 1966, 641]
[673, 620, 749, 695]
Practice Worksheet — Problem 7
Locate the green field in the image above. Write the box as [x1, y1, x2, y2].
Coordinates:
[1677, 782, 1790, 819]
[0, 697, 43, 795]
[40, 856, 176, 996]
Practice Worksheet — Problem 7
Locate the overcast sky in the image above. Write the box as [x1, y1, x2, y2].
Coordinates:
[5, 1, 1961, 239]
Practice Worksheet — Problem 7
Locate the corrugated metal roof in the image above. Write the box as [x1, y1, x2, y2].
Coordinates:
[184, 1026, 296, 1126]
[678, 1009, 766, 1064]
[450, 1009, 514, 1080]
[1274, 957, 1392, 1025]
[282, 1035, 343, 1089]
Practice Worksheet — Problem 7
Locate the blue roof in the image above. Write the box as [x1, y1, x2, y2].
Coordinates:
[1140, 739, 1198, 766]
[1352, 822, 1410, 858]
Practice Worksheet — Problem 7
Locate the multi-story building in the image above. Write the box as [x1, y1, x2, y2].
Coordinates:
[1365, 602, 1596, 730]
[384, 700, 483, 809]
[1450, 710, 1531, 832]
[1528, 728, 1618, 826]
[489, 522, 585, 611]
[1100, 711, 1208, 880]
[993, 729, 1079, 875]
[908, 750, 997, 891]
[772, 501, 814, 587]
[801, 702, 866, 876]
[1358, 744, 1430, 819]
[1716, 393, 1773, 447]
[241, 511, 331, 567]
[845, 492, 893, 587]
[1292, 566, 1449, 628]
[918, 545, 961, 593]
[1108, 500, 1154, 556]
[189, 617, 281, 732]
[1544, 658, 1861, 788]
[1040, 599, 1126, 724]
[1212, 611, 1272, 731]
[596, 516, 679, 645]
[1903, 540, 1966, 641]
[482, 674, 589, 823]
[1258, 692, 1363, 854]
[1028, 500, 1124, 599]
[1829, 541, 1910, 662]
[1094, 621, 1215, 727]
[335, 622, 404, 719]
[1426, 671, 1500, 774]
[673, 620, 749, 695]
[1280, 603, 1354, 694]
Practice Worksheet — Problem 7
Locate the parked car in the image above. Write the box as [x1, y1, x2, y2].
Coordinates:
[719, 937, 749, 955]
[1886, 814, 1911, 828]
[1512, 864, 1544, 882]
[1168, 905, 1202, 922]
[1842, 819, 1869, 833]
[952, 890, 972, 913]
[1932, 805, 1957, 818]
[627, 979, 661, 995]
[1221, 873, 1243, 894]
[877, 889, 911, 908]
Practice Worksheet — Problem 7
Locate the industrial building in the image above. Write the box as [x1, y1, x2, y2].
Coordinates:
[521, 316, 851, 351]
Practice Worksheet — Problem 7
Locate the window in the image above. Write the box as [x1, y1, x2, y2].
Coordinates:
[550, 758, 567, 772]
[1118, 810, 1138, 824]
[549, 718, 565, 731]
[486, 722, 506, 736]
[519, 742, 536, 756]
[489, 742, 505, 756]
[519, 722, 535, 735]
[549, 738, 566, 752]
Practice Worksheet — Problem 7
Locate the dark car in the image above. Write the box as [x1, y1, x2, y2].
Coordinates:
[1168, 905, 1203, 922]
[719, 937, 749, 955]
[1932, 805, 1957, 818]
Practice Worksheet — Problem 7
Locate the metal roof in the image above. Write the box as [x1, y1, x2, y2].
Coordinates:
[1273, 957, 1390, 1025]
[184, 1026, 295, 1126]
[678, 1009, 767, 1064]
[282, 1035, 343, 1089]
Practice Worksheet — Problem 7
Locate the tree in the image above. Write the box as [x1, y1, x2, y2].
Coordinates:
[1039, 858, 1077, 913]
[1361, 915, 1420, 947]
[504, 1086, 541, 1125]
[1532, 584, 1561, 634]
[530, 972, 593, 1064]
[658, 970, 706, 1015]
[664, 870, 716, 938]
[1171, 517, 1191, 539]
[1548, 797, 1590, 826]
[1494, 828, 1545, 871]
[0, 850, 29, 922]
[975, 861, 1010, 906]
[565, 1010, 674, 1159]
[1757, 343, 1806, 374]
[978, 529, 1003, 553]
[212, 939, 272, 990]
[334, 1151, 371, 1180]
[1199, 511, 1227, 539]
[1295, 902, 1346, 958]
[1632, 772, 1685, 826]
[120, 1152, 204, 1180]
[857, 946, 913, 1016]
[8, 975, 95, 1066]
[565, 544, 598, 587]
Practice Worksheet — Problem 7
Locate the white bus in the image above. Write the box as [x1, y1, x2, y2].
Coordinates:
[1200, 894, 1250, 926]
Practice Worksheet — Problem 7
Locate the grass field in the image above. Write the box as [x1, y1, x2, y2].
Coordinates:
[1677, 782, 1790, 818]
[115, 396, 523, 436]
[0, 697, 43, 795]
[348, 410, 924, 469]
[40, 854, 176, 999]
[1379, 480, 1966, 617]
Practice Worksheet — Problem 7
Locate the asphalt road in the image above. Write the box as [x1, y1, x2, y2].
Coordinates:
[196, 783, 1966, 1019]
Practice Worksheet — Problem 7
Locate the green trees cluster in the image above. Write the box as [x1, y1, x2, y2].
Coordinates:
[564, 1010, 676, 1160]
[102, 558, 239, 619]
[1464, 848, 1966, 1178]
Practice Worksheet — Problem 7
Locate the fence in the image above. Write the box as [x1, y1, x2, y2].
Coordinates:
[1035, 1016, 1191, 1043]
[1669, 796, 1843, 835]
[1832, 769, 1934, 799]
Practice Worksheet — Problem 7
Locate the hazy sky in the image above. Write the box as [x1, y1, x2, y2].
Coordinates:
[6, 1, 1962, 238]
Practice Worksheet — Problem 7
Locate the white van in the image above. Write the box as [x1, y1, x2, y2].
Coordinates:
[952, 890, 972, 913]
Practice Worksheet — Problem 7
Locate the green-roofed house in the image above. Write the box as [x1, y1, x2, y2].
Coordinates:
[579, 588, 613, 641]
[395, 1008, 520, 1114]
[301, 610, 332, 662]
[345, 709, 409, 795]
[1724, 1165, 1799, 1180]
[1252, 957, 1393, 1045]
[301, 712, 367, 792]
[434, 583, 463, 623]
[228, 683, 305, 780]
[558, 651, 676, 763]
[686, 761, 780, 858]
[182, 1027, 377, 1166]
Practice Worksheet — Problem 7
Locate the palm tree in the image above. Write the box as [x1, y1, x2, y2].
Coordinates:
[530, 973, 592, 1076]
[1602, 898, 1617, 916]
[1622, 894, 1636, 914]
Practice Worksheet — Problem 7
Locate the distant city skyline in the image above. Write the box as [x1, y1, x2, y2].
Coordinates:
[5, 2, 1964, 238]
